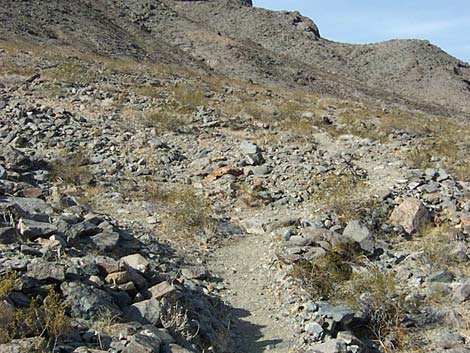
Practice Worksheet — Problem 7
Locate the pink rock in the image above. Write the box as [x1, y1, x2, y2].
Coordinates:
[389, 197, 430, 234]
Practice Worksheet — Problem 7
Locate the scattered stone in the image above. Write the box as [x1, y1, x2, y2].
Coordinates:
[90, 231, 120, 251]
[123, 333, 161, 353]
[62, 282, 121, 321]
[318, 303, 355, 326]
[0, 227, 17, 244]
[240, 140, 264, 165]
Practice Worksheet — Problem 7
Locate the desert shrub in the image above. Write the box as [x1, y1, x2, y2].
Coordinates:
[50, 150, 93, 186]
[335, 267, 407, 352]
[311, 172, 376, 223]
[291, 245, 359, 299]
[0, 282, 72, 351]
[144, 110, 188, 132]
[145, 183, 216, 243]
[164, 185, 215, 237]
[415, 224, 459, 270]
[171, 85, 207, 113]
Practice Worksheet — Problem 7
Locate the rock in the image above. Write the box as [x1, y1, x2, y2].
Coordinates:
[205, 167, 243, 182]
[239, 217, 266, 235]
[0, 227, 17, 244]
[17, 218, 57, 240]
[181, 267, 207, 280]
[106, 271, 132, 285]
[5, 197, 54, 222]
[66, 221, 102, 238]
[168, 344, 194, 353]
[62, 282, 121, 320]
[91, 231, 120, 251]
[123, 333, 162, 353]
[453, 284, 470, 303]
[342, 220, 375, 254]
[318, 303, 355, 326]
[305, 322, 324, 340]
[149, 281, 177, 300]
[429, 270, 454, 283]
[0, 337, 46, 353]
[300, 227, 347, 248]
[74, 348, 108, 353]
[120, 254, 150, 273]
[240, 140, 264, 165]
[0, 165, 6, 179]
[27, 259, 65, 282]
[389, 197, 431, 234]
[94, 256, 120, 274]
[309, 338, 348, 353]
[124, 298, 161, 325]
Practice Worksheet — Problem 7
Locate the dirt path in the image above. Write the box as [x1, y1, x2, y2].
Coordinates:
[207, 232, 295, 353]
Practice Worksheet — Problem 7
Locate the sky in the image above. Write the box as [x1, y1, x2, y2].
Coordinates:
[254, 1, 470, 63]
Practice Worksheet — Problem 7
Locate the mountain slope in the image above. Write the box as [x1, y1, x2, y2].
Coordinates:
[1, 0, 469, 115]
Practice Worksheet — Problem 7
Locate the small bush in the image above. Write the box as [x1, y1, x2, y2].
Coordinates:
[335, 267, 407, 352]
[291, 246, 358, 299]
[0, 285, 72, 350]
[50, 150, 93, 186]
[145, 110, 188, 132]
[145, 183, 216, 244]
[311, 173, 376, 223]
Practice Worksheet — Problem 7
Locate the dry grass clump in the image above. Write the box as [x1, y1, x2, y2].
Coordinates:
[291, 243, 359, 298]
[50, 150, 93, 186]
[145, 183, 216, 243]
[0, 274, 71, 351]
[335, 267, 408, 353]
[411, 224, 460, 271]
[144, 110, 188, 132]
[311, 173, 376, 223]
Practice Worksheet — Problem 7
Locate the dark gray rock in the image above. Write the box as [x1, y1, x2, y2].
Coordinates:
[66, 221, 102, 239]
[123, 333, 162, 353]
[124, 299, 161, 325]
[429, 270, 455, 283]
[0, 227, 17, 244]
[91, 231, 120, 251]
[27, 259, 65, 282]
[17, 218, 57, 240]
[240, 140, 264, 166]
[62, 281, 121, 320]
[318, 303, 355, 325]
[5, 197, 54, 222]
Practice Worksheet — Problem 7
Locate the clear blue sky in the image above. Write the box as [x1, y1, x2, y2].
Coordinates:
[254, 1, 470, 62]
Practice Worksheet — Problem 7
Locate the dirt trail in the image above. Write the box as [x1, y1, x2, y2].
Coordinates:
[207, 232, 295, 353]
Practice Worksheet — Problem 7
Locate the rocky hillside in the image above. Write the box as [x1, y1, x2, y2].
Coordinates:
[2, 2, 470, 353]
[0, 0, 469, 116]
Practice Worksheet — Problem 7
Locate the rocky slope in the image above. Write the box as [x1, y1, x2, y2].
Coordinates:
[0, 0, 469, 115]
